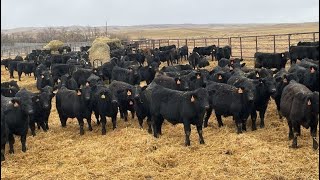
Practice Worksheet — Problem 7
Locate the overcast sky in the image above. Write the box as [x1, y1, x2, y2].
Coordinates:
[1, 0, 319, 29]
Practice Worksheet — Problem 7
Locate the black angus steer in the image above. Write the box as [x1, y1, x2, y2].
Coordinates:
[56, 86, 93, 135]
[289, 45, 319, 64]
[111, 66, 140, 85]
[17, 61, 37, 81]
[280, 81, 319, 150]
[150, 84, 209, 146]
[153, 74, 190, 91]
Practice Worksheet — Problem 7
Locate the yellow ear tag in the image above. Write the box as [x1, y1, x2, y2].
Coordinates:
[13, 102, 19, 107]
[218, 75, 222, 80]
[176, 80, 181, 84]
[196, 74, 201, 79]
[127, 90, 132, 96]
[101, 94, 106, 99]
[77, 91, 81, 96]
[256, 73, 260, 78]
[283, 78, 288, 83]
[238, 88, 243, 94]
[307, 99, 312, 106]
[191, 96, 195, 102]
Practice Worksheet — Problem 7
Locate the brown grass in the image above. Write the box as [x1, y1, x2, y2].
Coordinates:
[1, 23, 319, 180]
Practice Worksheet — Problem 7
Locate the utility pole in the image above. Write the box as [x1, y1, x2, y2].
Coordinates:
[105, 21, 108, 37]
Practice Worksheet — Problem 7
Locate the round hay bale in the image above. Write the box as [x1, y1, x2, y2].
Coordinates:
[43, 40, 64, 51]
[88, 39, 111, 66]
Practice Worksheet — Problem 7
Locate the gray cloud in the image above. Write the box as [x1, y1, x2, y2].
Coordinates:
[1, 0, 319, 29]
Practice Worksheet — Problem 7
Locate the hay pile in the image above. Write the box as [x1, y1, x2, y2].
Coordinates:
[0, 59, 319, 179]
[43, 40, 64, 51]
[88, 37, 111, 65]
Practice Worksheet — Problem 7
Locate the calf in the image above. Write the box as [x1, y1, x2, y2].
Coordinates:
[57, 74, 78, 90]
[150, 84, 209, 146]
[51, 64, 71, 84]
[134, 86, 152, 133]
[8, 60, 23, 78]
[17, 61, 36, 81]
[56, 86, 93, 135]
[289, 45, 319, 64]
[188, 52, 201, 69]
[178, 45, 189, 61]
[280, 81, 319, 150]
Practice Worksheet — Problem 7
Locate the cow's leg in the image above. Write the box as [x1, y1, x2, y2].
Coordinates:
[288, 119, 294, 140]
[216, 114, 224, 127]
[86, 117, 93, 131]
[1, 143, 5, 161]
[123, 110, 128, 122]
[101, 116, 107, 135]
[152, 116, 159, 138]
[259, 108, 266, 128]
[311, 125, 318, 150]
[251, 110, 257, 131]
[183, 120, 191, 146]
[77, 117, 85, 135]
[275, 98, 282, 119]
[44, 112, 50, 129]
[112, 116, 117, 130]
[158, 117, 164, 135]
[242, 118, 247, 132]
[147, 116, 152, 134]
[18, 71, 23, 81]
[20, 135, 27, 152]
[290, 122, 300, 148]
[8, 133, 15, 154]
[94, 111, 100, 125]
[196, 124, 205, 144]
[203, 107, 212, 128]
[59, 115, 67, 127]
[235, 115, 242, 134]
[39, 121, 47, 132]
[131, 110, 135, 119]
[29, 118, 36, 136]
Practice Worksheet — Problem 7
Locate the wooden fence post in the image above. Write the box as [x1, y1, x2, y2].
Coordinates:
[240, 37, 243, 59]
[255, 36, 258, 53]
[273, 35, 276, 53]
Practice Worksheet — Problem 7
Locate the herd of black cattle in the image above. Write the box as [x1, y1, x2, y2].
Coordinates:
[0, 40, 319, 162]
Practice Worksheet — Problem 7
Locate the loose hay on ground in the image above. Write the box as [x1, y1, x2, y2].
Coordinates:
[0, 56, 319, 180]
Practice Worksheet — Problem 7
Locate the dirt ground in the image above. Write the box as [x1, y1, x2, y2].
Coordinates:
[1, 51, 319, 180]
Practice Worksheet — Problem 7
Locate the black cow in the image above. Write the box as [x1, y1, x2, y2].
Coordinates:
[289, 45, 319, 64]
[204, 81, 254, 133]
[160, 64, 193, 72]
[1, 106, 8, 161]
[280, 81, 319, 150]
[134, 85, 152, 133]
[1, 87, 19, 97]
[289, 64, 319, 92]
[1, 58, 12, 70]
[159, 45, 176, 51]
[2, 97, 29, 154]
[111, 66, 140, 85]
[57, 74, 78, 90]
[109, 81, 140, 121]
[178, 45, 189, 61]
[51, 64, 71, 84]
[8, 60, 23, 78]
[150, 83, 209, 146]
[56, 86, 93, 135]
[95, 58, 118, 82]
[297, 41, 319, 46]
[272, 68, 299, 119]
[188, 52, 201, 69]
[193, 45, 216, 60]
[138, 62, 159, 84]
[71, 68, 99, 88]
[153, 74, 189, 91]
[58, 46, 72, 54]
[16, 61, 37, 81]
[214, 46, 232, 61]
[91, 84, 118, 134]
[36, 70, 54, 90]
[1, 80, 20, 90]
[254, 52, 289, 70]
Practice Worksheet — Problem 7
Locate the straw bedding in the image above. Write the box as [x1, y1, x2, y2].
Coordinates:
[0, 58, 319, 180]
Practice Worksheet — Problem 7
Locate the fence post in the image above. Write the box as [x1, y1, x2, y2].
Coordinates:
[273, 35, 276, 53]
[185, 39, 188, 47]
[313, 33, 316, 42]
[255, 36, 258, 53]
[229, 38, 232, 56]
[193, 39, 195, 47]
[168, 40, 170, 46]
[158, 40, 161, 48]
[177, 40, 180, 48]
[205, 38, 207, 46]
[240, 37, 243, 59]
[152, 40, 155, 50]
[218, 38, 220, 47]
[288, 34, 291, 49]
